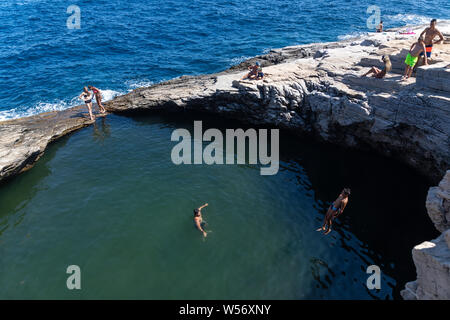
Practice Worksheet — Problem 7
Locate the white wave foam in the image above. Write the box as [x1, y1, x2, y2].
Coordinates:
[385, 14, 432, 26]
[100, 89, 123, 101]
[337, 14, 432, 41]
[0, 79, 160, 120]
[124, 79, 154, 91]
[337, 32, 368, 41]
[0, 88, 123, 121]
[229, 55, 253, 66]
[0, 98, 76, 121]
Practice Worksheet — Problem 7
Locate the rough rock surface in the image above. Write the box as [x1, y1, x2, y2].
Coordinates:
[0, 106, 105, 183]
[401, 170, 450, 300]
[426, 170, 450, 233]
[106, 22, 450, 182]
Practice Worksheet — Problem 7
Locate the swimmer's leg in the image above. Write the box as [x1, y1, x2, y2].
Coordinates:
[324, 217, 333, 235]
[317, 209, 331, 231]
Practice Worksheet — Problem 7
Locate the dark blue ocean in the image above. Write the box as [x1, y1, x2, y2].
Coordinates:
[0, 0, 449, 119]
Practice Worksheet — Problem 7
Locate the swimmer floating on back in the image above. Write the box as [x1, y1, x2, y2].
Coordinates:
[194, 203, 209, 238]
[317, 188, 351, 235]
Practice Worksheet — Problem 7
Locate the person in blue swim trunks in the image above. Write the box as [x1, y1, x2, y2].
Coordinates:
[317, 188, 351, 235]
[255, 61, 264, 80]
[418, 19, 444, 64]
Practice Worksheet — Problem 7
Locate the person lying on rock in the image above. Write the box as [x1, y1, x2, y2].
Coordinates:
[402, 37, 427, 81]
[361, 55, 392, 79]
[194, 203, 209, 238]
[317, 188, 350, 235]
[241, 61, 260, 80]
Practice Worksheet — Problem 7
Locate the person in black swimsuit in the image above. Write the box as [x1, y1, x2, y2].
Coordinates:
[79, 86, 95, 121]
[317, 188, 351, 235]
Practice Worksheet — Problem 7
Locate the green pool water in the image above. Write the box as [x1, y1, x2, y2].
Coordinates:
[0, 113, 438, 299]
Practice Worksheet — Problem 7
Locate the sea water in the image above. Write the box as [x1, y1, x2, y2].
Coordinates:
[0, 0, 449, 119]
[0, 114, 438, 299]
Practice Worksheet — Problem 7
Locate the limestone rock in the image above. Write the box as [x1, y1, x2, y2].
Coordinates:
[426, 170, 450, 233]
[0, 106, 106, 183]
[105, 22, 450, 181]
[402, 171, 450, 300]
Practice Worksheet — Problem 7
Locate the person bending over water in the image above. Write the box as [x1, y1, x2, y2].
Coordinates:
[194, 203, 209, 238]
[317, 188, 351, 235]
[362, 55, 392, 79]
[88, 85, 106, 113]
[79, 87, 95, 121]
[402, 38, 427, 81]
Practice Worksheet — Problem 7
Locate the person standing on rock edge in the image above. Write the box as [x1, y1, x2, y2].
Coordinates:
[418, 19, 444, 64]
[194, 203, 209, 238]
[376, 21, 383, 33]
[402, 38, 427, 81]
[79, 87, 95, 121]
[316, 188, 350, 235]
[88, 85, 106, 113]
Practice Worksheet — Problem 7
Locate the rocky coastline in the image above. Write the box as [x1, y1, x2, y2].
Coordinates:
[1, 22, 449, 299]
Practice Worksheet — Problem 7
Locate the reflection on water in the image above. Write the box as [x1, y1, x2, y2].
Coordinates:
[0, 113, 438, 299]
[92, 117, 111, 143]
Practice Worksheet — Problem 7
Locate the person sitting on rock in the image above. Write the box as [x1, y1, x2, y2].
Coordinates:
[402, 37, 427, 81]
[316, 188, 350, 235]
[361, 55, 392, 79]
[256, 62, 264, 80]
[241, 61, 260, 80]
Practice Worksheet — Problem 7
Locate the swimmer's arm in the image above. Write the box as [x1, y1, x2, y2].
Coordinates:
[198, 203, 208, 210]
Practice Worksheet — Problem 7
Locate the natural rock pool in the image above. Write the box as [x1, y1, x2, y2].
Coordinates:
[0, 113, 438, 299]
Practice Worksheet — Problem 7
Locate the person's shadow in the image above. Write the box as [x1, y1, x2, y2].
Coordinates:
[92, 117, 111, 143]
